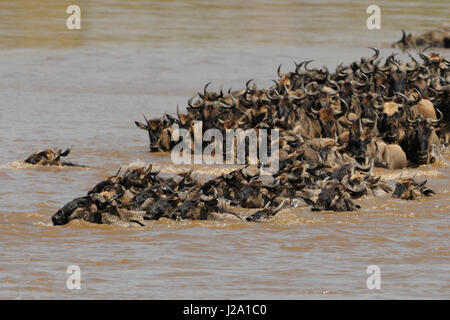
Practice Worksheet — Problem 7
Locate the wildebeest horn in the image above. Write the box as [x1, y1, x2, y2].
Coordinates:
[352, 72, 369, 87]
[368, 47, 379, 63]
[400, 29, 406, 42]
[246, 79, 254, 90]
[427, 108, 443, 125]
[177, 104, 181, 119]
[60, 146, 72, 157]
[395, 91, 420, 105]
[219, 101, 234, 109]
[405, 52, 419, 71]
[272, 201, 285, 214]
[334, 98, 348, 116]
[263, 179, 280, 189]
[355, 159, 373, 172]
[418, 53, 431, 65]
[304, 60, 315, 72]
[200, 186, 218, 202]
[310, 106, 320, 115]
[142, 113, 150, 125]
[203, 81, 211, 96]
[294, 60, 309, 74]
[344, 179, 367, 198]
[378, 53, 397, 72]
[361, 118, 374, 126]
[277, 65, 282, 78]
[188, 95, 201, 108]
[266, 88, 281, 102]
[407, 110, 421, 124]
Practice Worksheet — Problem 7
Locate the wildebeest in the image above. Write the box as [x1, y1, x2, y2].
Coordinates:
[392, 24, 450, 49]
[24, 147, 85, 167]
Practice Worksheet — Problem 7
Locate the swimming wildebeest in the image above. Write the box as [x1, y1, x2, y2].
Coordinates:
[24, 147, 85, 167]
[392, 23, 450, 49]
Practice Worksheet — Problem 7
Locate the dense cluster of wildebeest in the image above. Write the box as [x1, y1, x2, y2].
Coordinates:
[23, 46, 450, 226]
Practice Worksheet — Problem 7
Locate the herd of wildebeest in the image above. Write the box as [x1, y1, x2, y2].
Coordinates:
[23, 41, 450, 226]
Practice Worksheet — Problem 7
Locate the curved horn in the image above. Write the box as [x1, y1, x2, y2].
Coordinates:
[188, 95, 201, 108]
[429, 108, 443, 125]
[355, 159, 373, 173]
[344, 180, 367, 198]
[419, 53, 431, 65]
[203, 81, 212, 96]
[407, 109, 420, 124]
[200, 186, 218, 202]
[142, 113, 150, 125]
[368, 47, 379, 63]
[352, 72, 369, 87]
[60, 146, 72, 157]
[334, 97, 348, 116]
[304, 60, 315, 72]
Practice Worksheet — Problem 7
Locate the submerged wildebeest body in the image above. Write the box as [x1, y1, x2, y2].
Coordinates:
[24, 147, 85, 167]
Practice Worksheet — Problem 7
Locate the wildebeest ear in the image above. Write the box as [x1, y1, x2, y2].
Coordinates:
[135, 121, 148, 130]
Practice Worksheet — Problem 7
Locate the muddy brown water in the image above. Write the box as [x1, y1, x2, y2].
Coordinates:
[0, 0, 449, 299]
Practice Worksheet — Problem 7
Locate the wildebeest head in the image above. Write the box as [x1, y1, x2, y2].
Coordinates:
[310, 97, 346, 138]
[388, 67, 406, 96]
[376, 102, 404, 143]
[135, 114, 163, 151]
[345, 119, 373, 164]
[52, 196, 101, 225]
[406, 110, 442, 164]
[392, 178, 435, 200]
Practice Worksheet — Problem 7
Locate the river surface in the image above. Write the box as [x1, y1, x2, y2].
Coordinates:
[0, 0, 449, 299]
